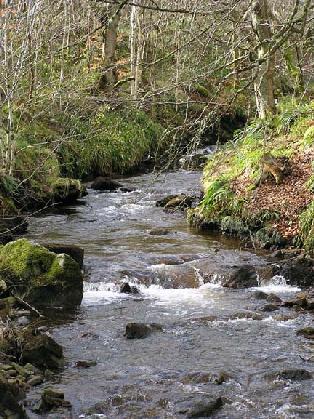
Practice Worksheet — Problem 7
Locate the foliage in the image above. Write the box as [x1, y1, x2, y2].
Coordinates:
[58, 106, 164, 178]
[201, 179, 243, 218]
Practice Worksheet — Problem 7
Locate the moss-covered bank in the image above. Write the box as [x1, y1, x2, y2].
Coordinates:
[189, 100, 314, 251]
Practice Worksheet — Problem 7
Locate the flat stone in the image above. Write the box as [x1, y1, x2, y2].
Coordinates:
[270, 369, 312, 381]
[149, 228, 171, 236]
[75, 360, 97, 368]
[179, 397, 224, 418]
[253, 290, 268, 300]
[261, 304, 280, 312]
[124, 323, 163, 339]
[91, 177, 122, 191]
[125, 323, 152, 339]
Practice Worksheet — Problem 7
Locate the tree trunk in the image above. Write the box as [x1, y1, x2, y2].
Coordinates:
[251, 0, 276, 119]
[99, 9, 121, 90]
[130, 1, 141, 101]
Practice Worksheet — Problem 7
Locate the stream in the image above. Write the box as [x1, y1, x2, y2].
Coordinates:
[25, 170, 313, 418]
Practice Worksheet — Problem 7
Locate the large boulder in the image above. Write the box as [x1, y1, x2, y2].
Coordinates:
[0, 239, 83, 307]
[221, 265, 258, 289]
[278, 254, 313, 288]
[52, 178, 87, 204]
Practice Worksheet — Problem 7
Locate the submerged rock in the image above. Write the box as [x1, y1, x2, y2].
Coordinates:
[91, 177, 122, 191]
[261, 304, 280, 312]
[75, 360, 97, 368]
[252, 290, 268, 300]
[120, 283, 140, 295]
[177, 396, 224, 418]
[267, 369, 312, 381]
[266, 293, 282, 303]
[221, 265, 258, 289]
[181, 371, 229, 385]
[149, 228, 170, 236]
[0, 239, 83, 307]
[156, 195, 178, 207]
[124, 322, 163, 339]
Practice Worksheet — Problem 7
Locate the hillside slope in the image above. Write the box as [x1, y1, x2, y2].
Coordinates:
[189, 100, 314, 251]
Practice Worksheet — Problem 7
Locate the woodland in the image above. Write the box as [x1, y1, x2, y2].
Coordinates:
[0, 1, 313, 418]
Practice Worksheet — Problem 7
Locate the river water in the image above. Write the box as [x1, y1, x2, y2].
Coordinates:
[25, 171, 313, 418]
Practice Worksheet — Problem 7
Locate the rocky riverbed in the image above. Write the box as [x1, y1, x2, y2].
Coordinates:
[0, 170, 313, 418]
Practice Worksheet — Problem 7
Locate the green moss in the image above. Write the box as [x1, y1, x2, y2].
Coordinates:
[194, 84, 210, 97]
[58, 106, 164, 178]
[14, 145, 60, 197]
[0, 239, 55, 282]
[300, 201, 314, 251]
[0, 196, 18, 217]
[52, 177, 85, 202]
[307, 175, 314, 193]
[46, 253, 80, 284]
[303, 126, 314, 147]
[0, 239, 83, 306]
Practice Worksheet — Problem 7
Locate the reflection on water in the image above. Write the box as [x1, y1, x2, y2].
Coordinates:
[26, 171, 313, 419]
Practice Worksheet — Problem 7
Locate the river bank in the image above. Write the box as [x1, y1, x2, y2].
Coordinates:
[189, 101, 314, 253]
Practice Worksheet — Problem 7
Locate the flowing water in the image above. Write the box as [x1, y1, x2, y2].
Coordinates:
[25, 171, 313, 419]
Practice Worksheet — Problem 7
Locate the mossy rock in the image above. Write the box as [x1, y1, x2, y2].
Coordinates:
[52, 178, 86, 204]
[0, 239, 83, 307]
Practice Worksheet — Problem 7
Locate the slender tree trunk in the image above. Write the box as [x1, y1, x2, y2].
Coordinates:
[99, 9, 121, 90]
[130, 1, 140, 100]
[251, 0, 276, 119]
